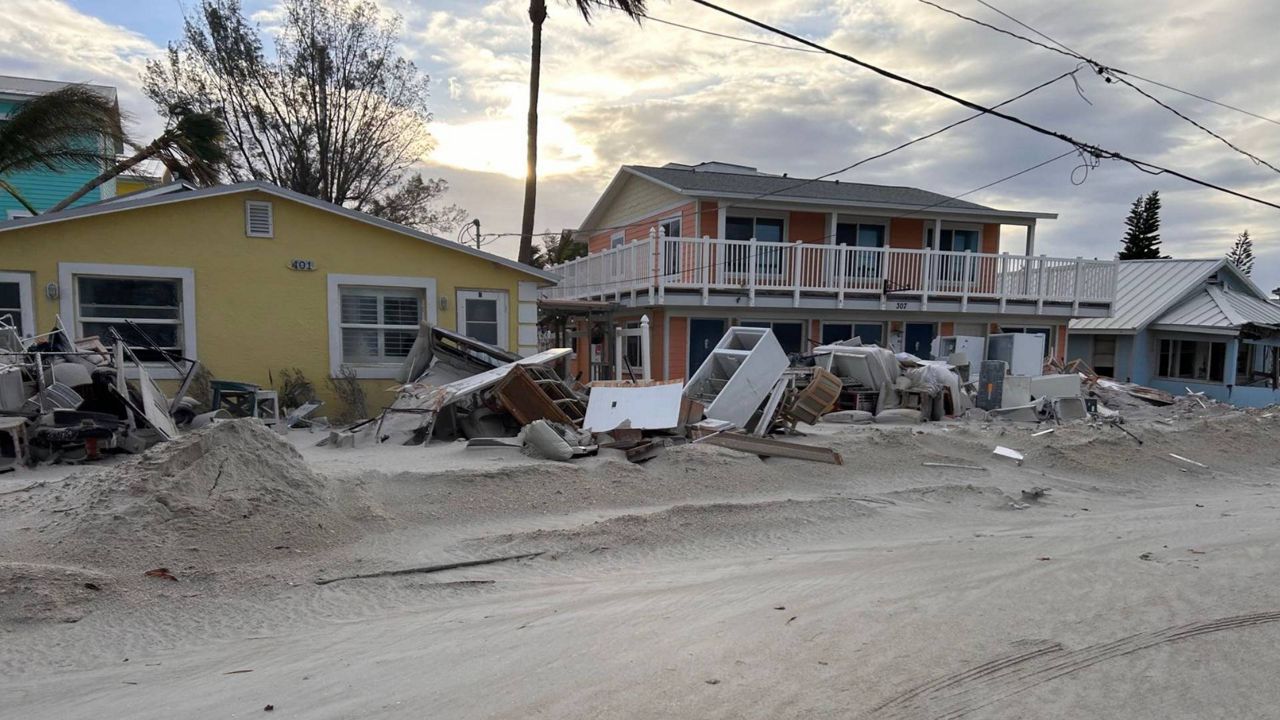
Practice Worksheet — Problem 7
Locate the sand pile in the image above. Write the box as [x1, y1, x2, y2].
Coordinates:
[37, 420, 356, 566]
[0, 562, 112, 624]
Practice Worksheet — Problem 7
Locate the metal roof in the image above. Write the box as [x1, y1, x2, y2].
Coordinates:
[624, 164, 1057, 219]
[0, 180, 559, 282]
[1070, 259, 1227, 332]
[1155, 284, 1280, 330]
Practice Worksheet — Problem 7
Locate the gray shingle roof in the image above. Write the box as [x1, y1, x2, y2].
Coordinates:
[626, 164, 1049, 216]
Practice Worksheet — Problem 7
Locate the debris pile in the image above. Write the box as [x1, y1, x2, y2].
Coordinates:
[0, 316, 308, 472]
[36, 419, 349, 563]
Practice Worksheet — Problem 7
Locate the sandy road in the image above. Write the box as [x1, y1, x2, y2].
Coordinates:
[4, 465, 1278, 720]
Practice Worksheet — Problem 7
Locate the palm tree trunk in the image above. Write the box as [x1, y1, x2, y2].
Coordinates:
[0, 179, 39, 215]
[519, 0, 547, 265]
[48, 141, 162, 213]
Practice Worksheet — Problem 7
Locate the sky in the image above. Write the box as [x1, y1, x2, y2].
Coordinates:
[4, 0, 1280, 291]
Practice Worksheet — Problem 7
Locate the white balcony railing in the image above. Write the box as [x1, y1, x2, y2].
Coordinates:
[545, 230, 1118, 311]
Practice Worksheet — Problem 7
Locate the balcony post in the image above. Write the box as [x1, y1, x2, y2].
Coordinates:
[999, 252, 1008, 313]
[748, 237, 757, 307]
[701, 235, 711, 305]
[838, 244, 848, 309]
[921, 250, 931, 311]
[654, 227, 665, 304]
[640, 314, 652, 381]
[792, 241, 803, 307]
[1036, 254, 1046, 314]
[961, 251, 972, 312]
[880, 247, 891, 311]
[614, 326, 624, 381]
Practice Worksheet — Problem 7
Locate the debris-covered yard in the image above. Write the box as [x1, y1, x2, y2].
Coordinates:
[3, 322, 1280, 719]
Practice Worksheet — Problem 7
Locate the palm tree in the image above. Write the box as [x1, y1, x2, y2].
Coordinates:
[519, 0, 646, 265]
[50, 105, 227, 213]
[0, 85, 124, 214]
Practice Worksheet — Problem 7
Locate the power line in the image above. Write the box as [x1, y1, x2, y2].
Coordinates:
[684, 0, 1280, 211]
[642, 13, 824, 53]
[741, 67, 1087, 204]
[918, 0, 1280, 174]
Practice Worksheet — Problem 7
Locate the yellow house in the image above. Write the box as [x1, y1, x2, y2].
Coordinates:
[0, 181, 557, 411]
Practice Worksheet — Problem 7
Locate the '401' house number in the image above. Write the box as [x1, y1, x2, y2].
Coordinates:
[290, 259, 316, 271]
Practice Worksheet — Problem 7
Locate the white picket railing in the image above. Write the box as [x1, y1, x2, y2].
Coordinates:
[544, 231, 1118, 309]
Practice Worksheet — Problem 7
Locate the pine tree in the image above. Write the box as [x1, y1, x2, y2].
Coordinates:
[1226, 230, 1254, 276]
[1118, 190, 1165, 259]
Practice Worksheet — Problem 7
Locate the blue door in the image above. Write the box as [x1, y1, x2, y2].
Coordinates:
[688, 318, 726, 376]
[904, 322, 936, 359]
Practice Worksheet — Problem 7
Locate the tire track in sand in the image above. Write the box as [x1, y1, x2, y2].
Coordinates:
[866, 610, 1280, 719]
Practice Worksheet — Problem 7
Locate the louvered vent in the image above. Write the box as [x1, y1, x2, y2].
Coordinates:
[245, 201, 274, 237]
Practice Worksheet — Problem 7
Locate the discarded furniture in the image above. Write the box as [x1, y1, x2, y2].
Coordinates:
[495, 364, 586, 427]
[934, 335, 986, 382]
[0, 416, 30, 469]
[976, 360, 1008, 411]
[781, 367, 842, 427]
[583, 381, 683, 432]
[210, 380, 261, 418]
[987, 333, 1044, 377]
[684, 327, 789, 429]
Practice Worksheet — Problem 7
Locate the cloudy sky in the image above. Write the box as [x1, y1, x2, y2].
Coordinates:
[4, 0, 1279, 290]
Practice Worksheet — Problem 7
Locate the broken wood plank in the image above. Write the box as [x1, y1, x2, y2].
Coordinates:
[314, 552, 544, 586]
[698, 432, 843, 465]
[921, 462, 987, 471]
[624, 440, 663, 463]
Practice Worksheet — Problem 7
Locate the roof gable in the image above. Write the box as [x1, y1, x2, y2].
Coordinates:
[0, 181, 557, 282]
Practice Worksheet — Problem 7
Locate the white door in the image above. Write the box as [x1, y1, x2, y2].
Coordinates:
[456, 290, 509, 350]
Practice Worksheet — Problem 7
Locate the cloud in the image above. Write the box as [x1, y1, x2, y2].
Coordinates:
[0, 0, 165, 138]
[9, 0, 1280, 290]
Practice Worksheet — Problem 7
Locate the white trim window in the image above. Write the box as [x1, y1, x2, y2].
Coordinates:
[339, 287, 423, 364]
[58, 263, 197, 373]
[1158, 337, 1226, 384]
[456, 289, 509, 349]
[0, 271, 34, 337]
[326, 274, 436, 378]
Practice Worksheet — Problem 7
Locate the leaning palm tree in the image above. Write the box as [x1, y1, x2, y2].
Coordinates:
[518, 0, 646, 265]
[50, 105, 227, 212]
[0, 85, 124, 214]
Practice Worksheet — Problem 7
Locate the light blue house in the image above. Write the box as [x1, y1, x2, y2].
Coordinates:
[1068, 259, 1280, 407]
[0, 75, 121, 219]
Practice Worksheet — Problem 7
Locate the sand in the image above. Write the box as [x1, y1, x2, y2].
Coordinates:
[2, 410, 1279, 719]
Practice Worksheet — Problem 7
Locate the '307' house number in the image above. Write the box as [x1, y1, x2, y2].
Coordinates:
[289, 259, 316, 271]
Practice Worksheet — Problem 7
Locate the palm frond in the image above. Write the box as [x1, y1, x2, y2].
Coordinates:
[573, 0, 647, 23]
[0, 85, 126, 176]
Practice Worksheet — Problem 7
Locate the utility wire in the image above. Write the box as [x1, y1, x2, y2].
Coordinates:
[684, 0, 1280, 211]
[919, 0, 1280, 174]
[642, 13, 825, 53]
[741, 67, 1086, 204]
[505, 69, 1084, 244]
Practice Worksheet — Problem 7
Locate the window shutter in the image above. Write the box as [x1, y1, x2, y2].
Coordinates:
[245, 201, 274, 237]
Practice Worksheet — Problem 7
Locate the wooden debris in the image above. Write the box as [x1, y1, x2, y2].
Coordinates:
[494, 364, 585, 427]
[1169, 453, 1206, 468]
[922, 462, 987, 471]
[696, 431, 843, 465]
[782, 367, 843, 427]
[314, 552, 544, 586]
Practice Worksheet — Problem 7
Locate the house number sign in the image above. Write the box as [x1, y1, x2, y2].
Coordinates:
[289, 259, 317, 271]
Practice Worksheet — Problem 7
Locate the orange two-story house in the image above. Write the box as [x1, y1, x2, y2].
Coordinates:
[544, 161, 1118, 383]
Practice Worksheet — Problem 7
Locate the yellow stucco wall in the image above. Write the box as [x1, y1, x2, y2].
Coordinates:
[0, 189, 544, 413]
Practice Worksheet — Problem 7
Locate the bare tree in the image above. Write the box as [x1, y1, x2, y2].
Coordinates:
[143, 0, 461, 221]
